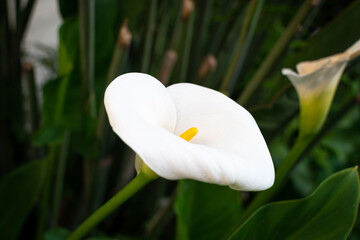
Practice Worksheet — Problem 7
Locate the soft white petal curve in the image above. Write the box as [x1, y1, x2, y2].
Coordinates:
[165, 83, 275, 190]
[282, 60, 347, 97]
[105, 73, 177, 133]
[105, 73, 274, 191]
[104, 72, 177, 155]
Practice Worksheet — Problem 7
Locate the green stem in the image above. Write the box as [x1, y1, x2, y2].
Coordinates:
[153, 1, 171, 63]
[93, 44, 130, 213]
[67, 172, 156, 240]
[236, 94, 359, 227]
[169, 1, 183, 52]
[141, 0, 157, 73]
[192, 0, 212, 75]
[52, 131, 71, 226]
[37, 146, 57, 240]
[79, 0, 96, 117]
[96, 43, 125, 139]
[227, 0, 264, 95]
[23, 63, 40, 132]
[237, 0, 312, 105]
[179, 8, 195, 83]
[207, 3, 245, 89]
[220, 0, 258, 93]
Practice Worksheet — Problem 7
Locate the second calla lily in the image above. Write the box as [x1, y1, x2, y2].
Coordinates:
[282, 39, 360, 136]
[104, 73, 274, 191]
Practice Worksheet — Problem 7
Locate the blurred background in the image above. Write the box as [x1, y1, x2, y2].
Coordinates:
[1, 0, 359, 239]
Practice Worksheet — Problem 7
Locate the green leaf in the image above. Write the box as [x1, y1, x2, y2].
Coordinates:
[0, 161, 46, 240]
[45, 227, 70, 240]
[174, 180, 242, 240]
[229, 167, 360, 240]
[58, 17, 80, 77]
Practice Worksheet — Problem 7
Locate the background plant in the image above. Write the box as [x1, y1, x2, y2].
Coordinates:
[0, 0, 360, 239]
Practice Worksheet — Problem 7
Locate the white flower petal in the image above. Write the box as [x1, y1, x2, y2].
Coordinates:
[166, 83, 274, 190]
[104, 73, 177, 133]
[104, 72, 177, 173]
[105, 73, 274, 191]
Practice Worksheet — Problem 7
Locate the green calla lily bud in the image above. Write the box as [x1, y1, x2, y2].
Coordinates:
[282, 40, 360, 137]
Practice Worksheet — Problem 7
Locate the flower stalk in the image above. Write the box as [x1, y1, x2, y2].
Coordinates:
[96, 19, 132, 139]
[52, 131, 71, 226]
[79, 0, 96, 117]
[220, 0, 259, 93]
[179, 0, 195, 83]
[37, 146, 58, 240]
[66, 169, 158, 240]
[141, 0, 157, 73]
[236, 93, 360, 228]
[237, 0, 313, 105]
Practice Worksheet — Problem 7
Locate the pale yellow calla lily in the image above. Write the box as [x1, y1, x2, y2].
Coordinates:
[282, 40, 360, 136]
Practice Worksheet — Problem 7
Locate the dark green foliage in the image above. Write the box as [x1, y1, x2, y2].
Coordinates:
[1, 0, 360, 239]
[230, 167, 360, 240]
[0, 160, 46, 240]
[175, 180, 242, 240]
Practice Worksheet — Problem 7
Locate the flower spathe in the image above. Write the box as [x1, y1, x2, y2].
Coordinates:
[104, 73, 274, 191]
[282, 39, 360, 136]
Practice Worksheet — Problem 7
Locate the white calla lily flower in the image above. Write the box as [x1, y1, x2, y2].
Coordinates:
[104, 73, 274, 191]
[282, 39, 360, 136]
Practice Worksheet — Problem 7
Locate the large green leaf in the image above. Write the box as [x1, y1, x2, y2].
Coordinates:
[229, 167, 360, 240]
[0, 161, 46, 240]
[174, 180, 242, 240]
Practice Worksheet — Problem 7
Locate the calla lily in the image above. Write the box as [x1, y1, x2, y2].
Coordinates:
[282, 40, 360, 136]
[104, 73, 274, 191]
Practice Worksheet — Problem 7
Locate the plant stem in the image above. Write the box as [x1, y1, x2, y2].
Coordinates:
[179, 8, 195, 83]
[37, 146, 57, 240]
[52, 130, 71, 226]
[169, 1, 183, 52]
[141, 0, 157, 73]
[237, 0, 312, 105]
[96, 43, 125, 139]
[220, 0, 258, 93]
[153, 1, 171, 64]
[227, 0, 264, 95]
[23, 62, 40, 132]
[79, 0, 96, 117]
[67, 172, 156, 240]
[192, 0, 212, 75]
[93, 28, 131, 213]
[236, 94, 359, 228]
